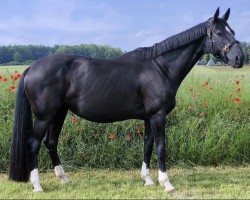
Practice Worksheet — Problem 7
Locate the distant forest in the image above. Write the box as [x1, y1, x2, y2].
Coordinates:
[0, 44, 123, 65]
[0, 42, 249, 65]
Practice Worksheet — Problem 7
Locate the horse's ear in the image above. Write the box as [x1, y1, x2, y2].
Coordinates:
[212, 7, 220, 22]
[222, 8, 230, 21]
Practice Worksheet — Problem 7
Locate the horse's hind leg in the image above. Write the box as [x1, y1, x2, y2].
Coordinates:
[29, 119, 52, 192]
[141, 120, 155, 186]
[43, 106, 70, 183]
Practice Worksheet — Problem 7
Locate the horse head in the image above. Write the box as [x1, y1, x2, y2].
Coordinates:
[207, 7, 244, 68]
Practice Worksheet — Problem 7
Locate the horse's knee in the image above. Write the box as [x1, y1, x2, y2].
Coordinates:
[156, 145, 166, 158]
[44, 140, 56, 150]
[28, 137, 42, 154]
[43, 134, 57, 152]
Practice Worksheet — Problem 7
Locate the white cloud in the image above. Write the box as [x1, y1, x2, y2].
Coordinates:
[0, 0, 249, 50]
[0, 0, 125, 46]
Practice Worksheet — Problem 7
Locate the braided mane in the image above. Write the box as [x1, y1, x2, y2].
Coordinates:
[140, 21, 208, 60]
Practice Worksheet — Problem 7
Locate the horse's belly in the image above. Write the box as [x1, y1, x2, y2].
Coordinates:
[67, 100, 147, 123]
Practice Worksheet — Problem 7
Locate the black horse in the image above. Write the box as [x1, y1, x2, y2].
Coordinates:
[9, 8, 244, 192]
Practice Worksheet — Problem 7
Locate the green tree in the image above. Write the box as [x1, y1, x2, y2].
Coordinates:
[0, 46, 13, 64]
[0, 44, 123, 65]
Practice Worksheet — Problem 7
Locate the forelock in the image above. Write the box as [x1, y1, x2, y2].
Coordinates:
[225, 22, 235, 36]
[211, 18, 236, 36]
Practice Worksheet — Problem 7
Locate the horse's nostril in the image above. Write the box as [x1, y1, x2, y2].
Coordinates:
[236, 55, 240, 65]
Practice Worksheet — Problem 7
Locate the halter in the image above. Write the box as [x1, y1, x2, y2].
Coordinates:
[207, 27, 239, 63]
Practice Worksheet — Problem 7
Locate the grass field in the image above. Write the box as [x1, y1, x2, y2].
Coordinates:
[0, 166, 250, 199]
[0, 65, 250, 198]
[0, 64, 250, 170]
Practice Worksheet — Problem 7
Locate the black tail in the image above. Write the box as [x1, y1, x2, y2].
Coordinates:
[9, 68, 33, 182]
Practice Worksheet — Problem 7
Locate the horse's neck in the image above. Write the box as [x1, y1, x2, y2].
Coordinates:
[157, 38, 206, 86]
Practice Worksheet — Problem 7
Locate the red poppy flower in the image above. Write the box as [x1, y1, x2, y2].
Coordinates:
[234, 98, 241, 103]
[9, 86, 16, 91]
[108, 133, 117, 139]
[205, 81, 209, 85]
[236, 80, 240, 85]
[3, 78, 7, 82]
[71, 117, 77, 123]
[202, 102, 208, 107]
[126, 134, 133, 141]
[12, 74, 21, 81]
[0, 75, 2, 80]
[237, 88, 241, 93]
[199, 112, 205, 117]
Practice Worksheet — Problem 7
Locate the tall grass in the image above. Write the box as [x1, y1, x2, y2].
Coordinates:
[168, 66, 250, 166]
[0, 65, 249, 172]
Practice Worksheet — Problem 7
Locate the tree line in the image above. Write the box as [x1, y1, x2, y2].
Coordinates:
[0, 44, 123, 65]
[0, 42, 250, 66]
[240, 42, 250, 64]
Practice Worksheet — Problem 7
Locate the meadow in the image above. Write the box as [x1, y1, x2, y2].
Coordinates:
[0, 65, 250, 172]
[0, 167, 250, 199]
[0, 65, 250, 198]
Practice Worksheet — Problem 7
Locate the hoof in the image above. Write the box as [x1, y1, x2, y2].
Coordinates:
[144, 180, 155, 186]
[165, 186, 175, 193]
[61, 176, 70, 184]
[33, 186, 44, 192]
[142, 175, 155, 186]
[161, 181, 175, 193]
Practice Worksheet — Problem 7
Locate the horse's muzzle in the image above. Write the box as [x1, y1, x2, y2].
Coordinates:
[232, 54, 244, 68]
[228, 52, 244, 68]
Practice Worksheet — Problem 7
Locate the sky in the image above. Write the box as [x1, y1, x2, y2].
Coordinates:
[0, 0, 250, 51]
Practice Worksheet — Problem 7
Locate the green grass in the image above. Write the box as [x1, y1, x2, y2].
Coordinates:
[1, 65, 250, 172]
[0, 166, 250, 199]
[1, 65, 250, 198]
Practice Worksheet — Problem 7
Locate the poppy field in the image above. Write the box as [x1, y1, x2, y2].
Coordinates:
[0, 65, 250, 172]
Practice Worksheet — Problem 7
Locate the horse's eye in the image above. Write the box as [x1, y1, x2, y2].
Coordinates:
[216, 31, 222, 36]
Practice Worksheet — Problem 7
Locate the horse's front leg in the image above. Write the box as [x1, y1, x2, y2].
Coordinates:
[149, 110, 175, 192]
[141, 120, 155, 186]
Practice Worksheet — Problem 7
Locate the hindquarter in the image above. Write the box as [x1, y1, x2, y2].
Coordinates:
[24, 55, 71, 119]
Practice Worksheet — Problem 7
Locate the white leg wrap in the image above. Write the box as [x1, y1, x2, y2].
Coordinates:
[158, 171, 175, 192]
[141, 162, 155, 186]
[30, 169, 43, 192]
[158, 170, 175, 192]
[55, 165, 70, 183]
